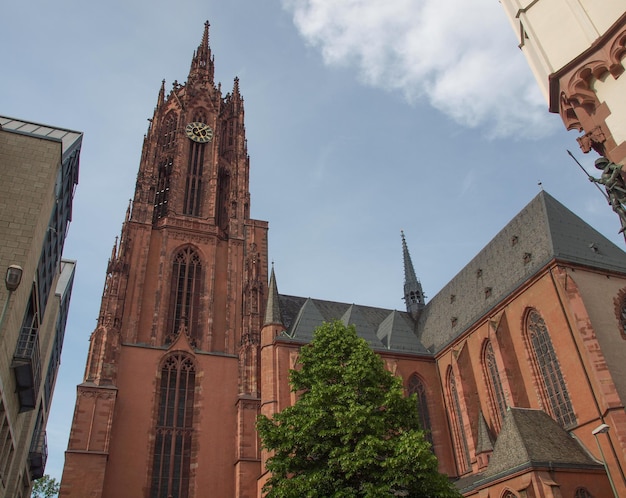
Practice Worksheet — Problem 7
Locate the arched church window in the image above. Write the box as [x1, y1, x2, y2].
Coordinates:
[502, 491, 517, 498]
[150, 353, 196, 498]
[526, 309, 576, 428]
[167, 247, 202, 343]
[574, 487, 593, 498]
[216, 166, 230, 232]
[159, 113, 178, 149]
[408, 374, 433, 445]
[446, 367, 470, 474]
[153, 157, 172, 222]
[183, 112, 208, 216]
[619, 296, 626, 339]
[482, 340, 506, 430]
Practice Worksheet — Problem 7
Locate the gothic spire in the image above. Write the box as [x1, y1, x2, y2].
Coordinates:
[188, 20, 215, 84]
[156, 79, 165, 108]
[401, 230, 425, 317]
[264, 263, 283, 326]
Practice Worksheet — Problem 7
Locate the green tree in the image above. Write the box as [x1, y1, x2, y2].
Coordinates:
[257, 321, 461, 498]
[31, 474, 60, 498]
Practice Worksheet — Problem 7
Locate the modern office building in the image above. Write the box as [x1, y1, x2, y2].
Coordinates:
[0, 117, 81, 497]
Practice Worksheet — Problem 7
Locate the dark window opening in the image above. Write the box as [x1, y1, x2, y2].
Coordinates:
[183, 142, 205, 216]
[150, 354, 195, 498]
[527, 309, 576, 428]
[483, 341, 506, 429]
[408, 374, 432, 446]
[167, 248, 202, 344]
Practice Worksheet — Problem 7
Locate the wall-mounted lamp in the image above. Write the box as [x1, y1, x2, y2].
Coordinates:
[592, 423, 610, 436]
[1, 264, 24, 333]
[5, 265, 23, 292]
[592, 423, 618, 497]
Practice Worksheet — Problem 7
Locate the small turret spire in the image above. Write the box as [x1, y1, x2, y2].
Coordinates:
[401, 231, 425, 317]
[156, 79, 165, 108]
[264, 263, 283, 326]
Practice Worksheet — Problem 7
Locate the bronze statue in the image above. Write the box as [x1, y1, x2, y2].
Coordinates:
[589, 157, 626, 233]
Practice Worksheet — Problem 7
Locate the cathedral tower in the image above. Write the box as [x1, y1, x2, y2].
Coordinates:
[60, 22, 268, 498]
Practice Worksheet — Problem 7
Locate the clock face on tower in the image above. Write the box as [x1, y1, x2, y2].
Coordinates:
[185, 122, 213, 143]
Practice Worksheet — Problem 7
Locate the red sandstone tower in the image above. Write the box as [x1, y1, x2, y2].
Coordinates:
[60, 22, 268, 498]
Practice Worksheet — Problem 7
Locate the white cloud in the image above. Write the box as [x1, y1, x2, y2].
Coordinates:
[282, 0, 556, 139]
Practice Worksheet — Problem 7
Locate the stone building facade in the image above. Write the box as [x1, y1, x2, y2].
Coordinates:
[60, 22, 626, 498]
[500, 1, 626, 164]
[0, 117, 81, 497]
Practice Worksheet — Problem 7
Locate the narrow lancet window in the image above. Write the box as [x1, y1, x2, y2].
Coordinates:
[183, 141, 205, 216]
[150, 353, 196, 498]
[407, 374, 433, 446]
[216, 167, 230, 231]
[153, 158, 172, 222]
[447, 368, 470, 474]
[526, 309, 576, 428]
[482, 340, 506, 430]
[167, 247, 202, 343]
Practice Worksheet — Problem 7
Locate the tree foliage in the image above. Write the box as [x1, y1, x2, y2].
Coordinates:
[31, 474, 60, 498]
[257, 321, 461, 497]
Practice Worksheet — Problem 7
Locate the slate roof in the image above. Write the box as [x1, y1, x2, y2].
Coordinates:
[418, 191, 626, 353]
[484, 407, 600, 477]
[456, 408, 603, 493]
[272, 192, 626, 356]
[276, 294, 429, 354]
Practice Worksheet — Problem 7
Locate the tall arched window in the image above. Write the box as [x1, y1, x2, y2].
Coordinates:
[216, 166, 230, 232]
[526, 309, 576, 428]
[153, 157, 172, 222]
[167, 247, 202, 343]
[159, 113, 178, 150]
[482, 340, 506, 431]
[574, 487, 593, 498]
[183, 112, 207, 216]
[150, 353, 196, 498]
[407, 374, 432, 445]
[446, 367, 470, 474]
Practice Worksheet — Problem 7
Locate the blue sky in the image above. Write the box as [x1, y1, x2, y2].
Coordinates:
[2, 0, 623, 483]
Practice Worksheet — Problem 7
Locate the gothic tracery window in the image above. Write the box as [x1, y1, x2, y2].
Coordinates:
[408, 374, 433, 446]
[482, 340, 507, 431]
[159, 113, 178, 150]
[526, 309, 576, 428]
[447, 367, 470, 474]
[619, 296, 626, 339]
[574, 487, 593, 498]
[153, 157, 172, 222]
[167, 247, 202, 343]
[183, 112, 207, 216]
[150, 353, 196, 498]
[216, 166, 230, 232]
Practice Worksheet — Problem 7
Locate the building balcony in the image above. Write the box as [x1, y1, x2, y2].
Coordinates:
[12, 326, 41, 412]
[28, 430, 47, 480]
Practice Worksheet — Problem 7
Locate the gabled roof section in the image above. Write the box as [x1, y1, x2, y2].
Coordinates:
[475, 411, 495, 455]
[0, 115, 83, 162]
[418, 191, 626, 352]
[277, 295, 428, 353]
[284, 298, 326, 342]
[377, 310, 430, 353]
[542, 191, 626, 272]
[341, 305, 379, 347]
[484, 408, 599, 477]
